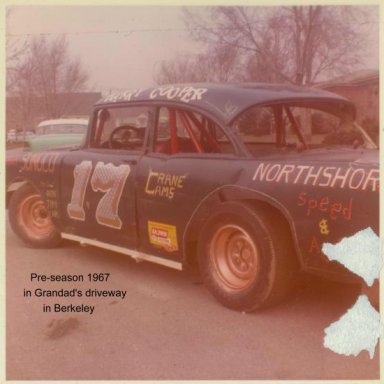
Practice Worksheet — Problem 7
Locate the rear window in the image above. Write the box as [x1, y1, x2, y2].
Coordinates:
[232, 102, 375, 156]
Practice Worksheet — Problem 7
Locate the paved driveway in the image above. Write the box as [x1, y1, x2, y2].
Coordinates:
[6, 221, 379, 380]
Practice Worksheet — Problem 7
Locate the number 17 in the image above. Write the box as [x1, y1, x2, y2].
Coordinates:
[67, 161, 131, 229]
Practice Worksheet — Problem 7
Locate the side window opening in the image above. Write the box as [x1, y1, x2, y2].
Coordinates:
[154, 107, 234, 155]
[91, 106, 149, 151]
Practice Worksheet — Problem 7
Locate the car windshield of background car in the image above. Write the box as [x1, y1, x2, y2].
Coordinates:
[36, 124, 87, 135]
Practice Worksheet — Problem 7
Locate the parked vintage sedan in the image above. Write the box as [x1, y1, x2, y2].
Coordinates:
[25, 118, 89, 151]
[6, 83, 379, 311]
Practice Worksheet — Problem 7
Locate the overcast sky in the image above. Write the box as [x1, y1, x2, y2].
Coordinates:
[7, 6, 202, 92]
[6, 5, 379, 93]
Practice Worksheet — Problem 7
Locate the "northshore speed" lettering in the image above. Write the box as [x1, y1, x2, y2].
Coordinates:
[252, 163, 379, 192]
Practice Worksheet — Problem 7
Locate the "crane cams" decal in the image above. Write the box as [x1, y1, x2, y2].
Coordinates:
[145, 170, 186, 200]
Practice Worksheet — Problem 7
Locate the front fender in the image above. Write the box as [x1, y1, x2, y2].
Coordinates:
[6, 150, 65, 225]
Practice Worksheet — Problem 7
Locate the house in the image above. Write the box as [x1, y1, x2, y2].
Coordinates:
[316, 69, 379, 145]
[317, 69, 379, 126]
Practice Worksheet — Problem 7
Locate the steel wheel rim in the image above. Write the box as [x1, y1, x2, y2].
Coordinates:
[18, 194, 55, 240]
[209, 224, 260, 291]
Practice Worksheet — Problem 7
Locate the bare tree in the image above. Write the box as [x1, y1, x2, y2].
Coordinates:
[7, 7, 89, 137]
[6, 8, 28, 92]
[28, 35, 88, 118]
[154, 44, 240, 84]
[154, 54, 204, 84]
[156, 6, 371, 85]
[7, 34, 89, 134]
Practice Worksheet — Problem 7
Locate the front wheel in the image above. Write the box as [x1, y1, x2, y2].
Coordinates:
[9, 184, 62, 248]
[198, 202, 297, 311]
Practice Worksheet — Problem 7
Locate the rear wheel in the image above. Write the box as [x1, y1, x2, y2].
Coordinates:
[9, 184, 62, 248]
[198, 202, 296, 311]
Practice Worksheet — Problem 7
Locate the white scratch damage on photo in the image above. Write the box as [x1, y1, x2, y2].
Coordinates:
[322, 227, 381, 358]
[322, 227, 381, 286]
[323, 295, 380, 359]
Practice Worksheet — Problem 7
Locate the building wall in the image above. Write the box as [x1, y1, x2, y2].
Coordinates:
[6, 92, 102, 133]
[319, 71, 379, 145]
[323, 82, 379, 125]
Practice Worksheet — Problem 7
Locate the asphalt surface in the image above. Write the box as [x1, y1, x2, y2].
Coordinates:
[6, 221, 380, 380]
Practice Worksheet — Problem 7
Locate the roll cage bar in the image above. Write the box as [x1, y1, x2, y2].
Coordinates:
[157, 107, 224, 155]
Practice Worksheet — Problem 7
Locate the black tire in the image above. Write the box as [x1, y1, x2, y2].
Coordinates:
[198, 201, 297, 311]
[9, 184, 62, 248]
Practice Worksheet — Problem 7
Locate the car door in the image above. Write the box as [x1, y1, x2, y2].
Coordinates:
[59, 104, 153, 250]
[135, 105, 240, 261]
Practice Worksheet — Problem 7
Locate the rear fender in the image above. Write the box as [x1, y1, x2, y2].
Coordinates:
[182, 185, 302, 267]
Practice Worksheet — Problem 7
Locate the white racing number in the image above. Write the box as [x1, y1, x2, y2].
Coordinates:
[67, 161, 131, 229]
[67, 161, 93, 220]
[91, 162, 131, 228]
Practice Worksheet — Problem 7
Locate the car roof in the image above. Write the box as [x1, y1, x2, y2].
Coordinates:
[37, 118, 89, 127]
[96, 83, 356, 124]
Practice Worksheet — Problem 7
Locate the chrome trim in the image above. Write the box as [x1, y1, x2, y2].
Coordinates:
[61, 232, 183, 271]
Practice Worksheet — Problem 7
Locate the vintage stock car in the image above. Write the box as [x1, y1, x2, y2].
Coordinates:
[6, 83, 379, 311]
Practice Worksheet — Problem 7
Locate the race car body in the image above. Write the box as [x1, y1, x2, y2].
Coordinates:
[6, 83, 379, 311]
